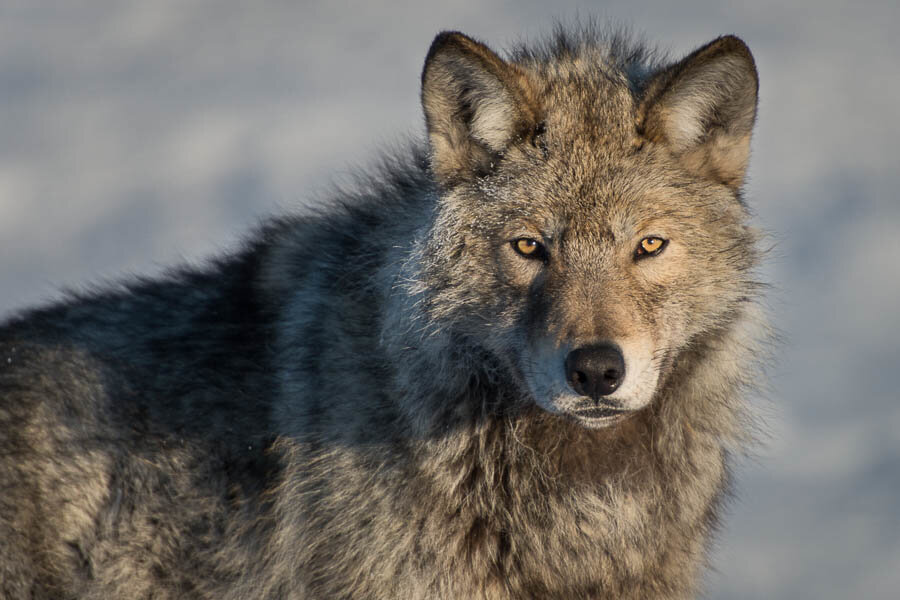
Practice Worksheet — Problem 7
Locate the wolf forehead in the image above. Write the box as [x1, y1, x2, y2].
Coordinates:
[516, 53, 650, 147]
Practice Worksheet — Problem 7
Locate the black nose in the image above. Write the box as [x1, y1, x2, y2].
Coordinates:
[565, 344, 626, 400]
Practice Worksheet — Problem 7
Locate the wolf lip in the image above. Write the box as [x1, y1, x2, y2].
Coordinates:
[571, 405, 629, 419]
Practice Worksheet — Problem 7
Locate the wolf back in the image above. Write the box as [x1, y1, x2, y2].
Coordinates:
[0, 25, 765, 599]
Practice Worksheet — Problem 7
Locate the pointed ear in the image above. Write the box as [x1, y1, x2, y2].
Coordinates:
[421, 31, 540, 187]
[638, 36, 759, 189]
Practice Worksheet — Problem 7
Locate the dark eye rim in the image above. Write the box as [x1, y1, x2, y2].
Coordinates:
[510, 237, 549, 261]
[634, 237, 669, 260]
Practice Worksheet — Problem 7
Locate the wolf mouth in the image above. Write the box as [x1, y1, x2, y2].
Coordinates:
[571, 405, 630, 420]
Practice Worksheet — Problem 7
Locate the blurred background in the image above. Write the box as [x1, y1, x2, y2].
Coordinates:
[1, 1, 897, 597]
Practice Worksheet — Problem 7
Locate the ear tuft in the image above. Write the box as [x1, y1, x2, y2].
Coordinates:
[639, 35, 759, 188]
[421, 32, 539, 186]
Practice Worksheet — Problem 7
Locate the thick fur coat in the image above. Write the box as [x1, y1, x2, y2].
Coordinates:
[0, 26, 766, 599]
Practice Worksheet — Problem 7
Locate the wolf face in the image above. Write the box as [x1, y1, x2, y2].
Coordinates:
[419, 32, 759, 428]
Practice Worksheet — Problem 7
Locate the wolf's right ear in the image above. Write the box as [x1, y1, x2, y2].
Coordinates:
[421, 32, 540, 187]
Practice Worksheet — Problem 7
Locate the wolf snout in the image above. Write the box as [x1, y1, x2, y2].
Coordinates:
[565, 344, 626, 401]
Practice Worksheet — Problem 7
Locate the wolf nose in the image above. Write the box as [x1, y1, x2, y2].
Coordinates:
[565, 344, 626, 400]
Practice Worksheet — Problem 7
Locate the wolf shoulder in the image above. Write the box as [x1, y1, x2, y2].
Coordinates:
[0, 195, 411, 442]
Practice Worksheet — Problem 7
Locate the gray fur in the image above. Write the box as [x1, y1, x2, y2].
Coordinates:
[0, 26, 767, 599]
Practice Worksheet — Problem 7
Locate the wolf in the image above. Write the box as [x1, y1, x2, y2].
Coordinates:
[0, 25, 765, 599]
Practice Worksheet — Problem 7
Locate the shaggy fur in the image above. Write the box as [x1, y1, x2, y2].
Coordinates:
[0, 26, 766, 599]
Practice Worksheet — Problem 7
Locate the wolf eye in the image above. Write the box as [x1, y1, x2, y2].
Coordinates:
[511, 238, 546, 260]
[635, 237, 668, 259]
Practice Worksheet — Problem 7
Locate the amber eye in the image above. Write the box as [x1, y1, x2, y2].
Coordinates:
[512, 238, 546, 260]
[635, 237, 668, 259]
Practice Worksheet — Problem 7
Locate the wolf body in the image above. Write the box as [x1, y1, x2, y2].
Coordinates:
[0, 27, 764, 599]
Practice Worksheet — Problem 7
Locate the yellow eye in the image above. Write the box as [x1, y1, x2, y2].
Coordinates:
[517, 239, 538, 254]
[636, 237, 667, 258]
[512, 238, 545, 259]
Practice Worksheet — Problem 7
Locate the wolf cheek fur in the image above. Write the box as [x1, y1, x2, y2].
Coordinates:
[0, 27, 765, 599]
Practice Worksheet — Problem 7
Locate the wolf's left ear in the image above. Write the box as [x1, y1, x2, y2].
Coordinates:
[638, 36, 758, 189]
[421, 31, 540, 187]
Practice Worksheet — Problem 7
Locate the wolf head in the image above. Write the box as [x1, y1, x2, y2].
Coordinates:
[414, 30, 760, 429]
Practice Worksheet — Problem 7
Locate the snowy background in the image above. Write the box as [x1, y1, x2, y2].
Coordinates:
[1, 1, 898, 597]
